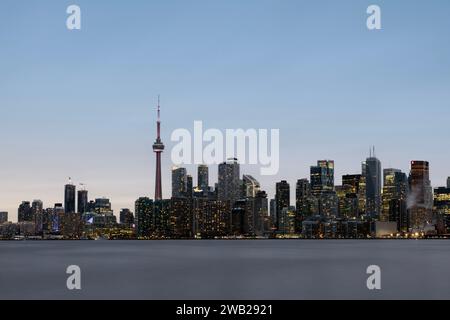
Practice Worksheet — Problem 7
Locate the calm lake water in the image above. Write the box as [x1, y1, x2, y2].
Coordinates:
[1, 240, 449, 299]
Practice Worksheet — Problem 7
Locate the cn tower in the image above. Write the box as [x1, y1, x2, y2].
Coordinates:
[152, 96, 164, 200]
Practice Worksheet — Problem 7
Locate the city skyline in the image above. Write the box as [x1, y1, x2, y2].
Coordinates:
[2, 1, 450, 221]
[1, 150, 449, 224]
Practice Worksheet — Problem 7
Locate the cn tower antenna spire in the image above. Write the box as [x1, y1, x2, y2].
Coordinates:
[157, 94, 160, 121]
[153, 95, 164, 200]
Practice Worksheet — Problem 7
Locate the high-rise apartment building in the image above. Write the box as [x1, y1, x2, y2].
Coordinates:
[381, 168, 408, 223]
[275, 180, 290, 230]
[18, 201, 32, 222]
[198, 164, 209, 193]
[172, 167, 188, 198]
[64, 182, 76, 214]
[242, 175, 261, 198]
[135, 197, 154, 238]
[408, 161, 433, 230]
[77, 189, 88, 214]
[218, 158, 241, 205]
[363, 151, 382, 218]
[31, 200, 43, 234]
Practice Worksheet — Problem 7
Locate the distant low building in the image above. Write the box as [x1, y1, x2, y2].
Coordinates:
[0, 212, 8, 224]
[374, 221, 398, 238]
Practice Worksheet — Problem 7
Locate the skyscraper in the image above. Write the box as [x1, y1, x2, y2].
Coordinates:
[172, 167, 187, 198]
[187, 175, 193, 198]
[408, 161, 433, 230]
[275, 180, 290, 231]
[310, 160, 334, 196]
[317, 160, 335, 190]
[252, 190, 268, 236]
[447, 177, 450, 189]
[218, 158, 241, 205]
[170, 197, 193, 238]
[434, 186, 450, 234]
[310, 160, 337, 217]
[18, 201, 32, 222]
[295, 178, 316, 222]
[381, 168, 408, 223]
[198, 164, 209, 193]
[270, 198, 276, 227]
[336, 185, 359, 219]
[310, 166, 325, 197]
[242, 175, 261, 198]
[120, 208, 134, 227]
[52, 203, 65, 233]
[135, 197, 154, 238]
[152, 97, 165, 200]
[363, 150, 382, 218]
[64, 181, 76, 214]
[31, 200, 43, 234]
[77, 188, 88, 214]
[193, 198, 229, 238]
[154, 199, 171, 236]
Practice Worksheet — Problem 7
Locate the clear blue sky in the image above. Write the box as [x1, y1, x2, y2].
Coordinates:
[1, 0, 450, 221]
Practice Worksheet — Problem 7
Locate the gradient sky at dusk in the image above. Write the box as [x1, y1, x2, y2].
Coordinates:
[1, 0, 450, 221]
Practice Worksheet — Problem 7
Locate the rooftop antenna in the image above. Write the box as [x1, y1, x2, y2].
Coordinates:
[373, 145, 376, 158]
[68, 177, 72, 185]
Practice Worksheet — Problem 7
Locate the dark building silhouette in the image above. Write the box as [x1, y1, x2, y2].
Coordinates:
[64, 183, 76, 214]
[252, 190, 268, 236]
[77, 189, 88, 214]
[197, 164, 209, 194]
[363, 150, 382, 218]
[18, 201, 32, 222]
[270, 198, 276, 227]
[119, 208, 134, 227]
[187, 175, 193, 198]
[389, 199, 408, 232]
[87, 200, 96, 212]
[218, 158, 240, 205]
[52, 203, 65, 233]
[231, 199, 247, 236]
[0, 212, 7, 224]
[296, 179, 316, 231]
[31, 200, 43, 234]
[275, 180, 290, 231]
[172, 167, 187, 198]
